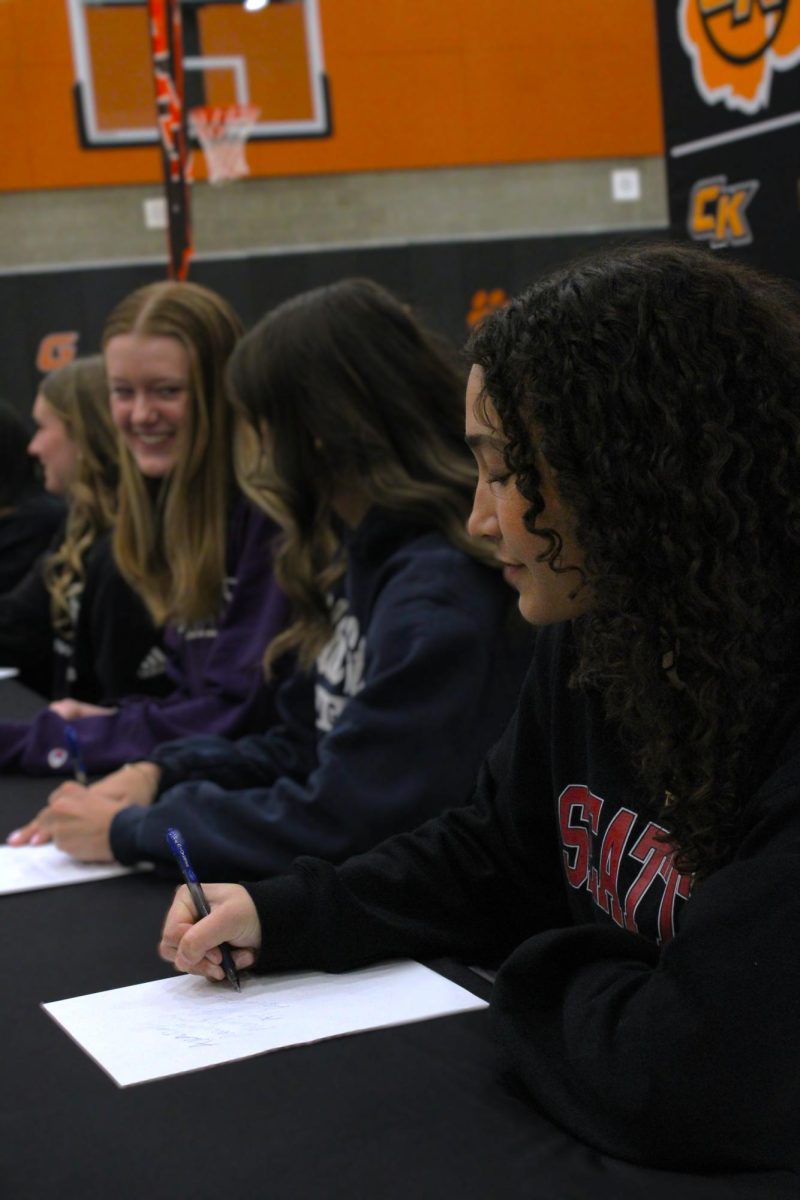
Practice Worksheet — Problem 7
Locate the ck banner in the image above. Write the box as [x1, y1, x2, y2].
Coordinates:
[656, 1, 800, 283]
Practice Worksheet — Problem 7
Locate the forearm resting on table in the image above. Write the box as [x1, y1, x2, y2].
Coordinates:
[93, 760, 162, 806]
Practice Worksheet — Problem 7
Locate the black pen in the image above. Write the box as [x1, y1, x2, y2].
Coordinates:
[64, 724, 88, 785]
[165, 827, 241, 991]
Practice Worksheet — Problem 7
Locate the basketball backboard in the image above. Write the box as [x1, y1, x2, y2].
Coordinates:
[66, 0, 330, 148]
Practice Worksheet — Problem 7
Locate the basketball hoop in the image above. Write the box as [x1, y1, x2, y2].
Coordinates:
[188, 104, 261, 185]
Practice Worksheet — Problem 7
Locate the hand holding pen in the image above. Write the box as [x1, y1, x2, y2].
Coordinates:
[165, 827, 243, 991]
[159, 880, 262, 982]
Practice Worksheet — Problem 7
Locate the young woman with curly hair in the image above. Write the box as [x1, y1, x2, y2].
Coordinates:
[160, 245, 800, 1173]
[0, 356, 164, 701]
[20, 278, 526, 878]
[1, 282, 287, 784]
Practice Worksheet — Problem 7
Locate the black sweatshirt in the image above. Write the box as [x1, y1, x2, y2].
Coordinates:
[0, 492, 64, 596]
[0, 530, 167, 702]
[244, 620, 800, 1173]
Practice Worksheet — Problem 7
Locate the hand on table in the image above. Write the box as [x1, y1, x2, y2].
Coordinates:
[5, 781, 133, 859]
[7, 762, 160, 849]
[49, 699, 118, 719]
[159, 884, 262, 982]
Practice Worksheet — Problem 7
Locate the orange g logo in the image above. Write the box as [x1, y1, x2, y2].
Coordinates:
[36, 331, 79, 373]
[679, 0, 800, 112]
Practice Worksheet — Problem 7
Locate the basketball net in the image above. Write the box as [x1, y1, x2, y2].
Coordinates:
[188, 105, 261, 185]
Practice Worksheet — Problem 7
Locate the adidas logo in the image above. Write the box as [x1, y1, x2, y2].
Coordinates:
[137, 647, 168, 680]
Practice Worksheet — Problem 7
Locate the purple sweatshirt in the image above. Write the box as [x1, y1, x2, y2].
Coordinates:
[0, 496, 288, 776]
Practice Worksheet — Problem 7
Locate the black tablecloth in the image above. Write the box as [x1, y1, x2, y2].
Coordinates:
[0, 679, 795, 1198]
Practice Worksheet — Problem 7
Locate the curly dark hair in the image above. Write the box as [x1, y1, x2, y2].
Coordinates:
[468, 241, 800, 879]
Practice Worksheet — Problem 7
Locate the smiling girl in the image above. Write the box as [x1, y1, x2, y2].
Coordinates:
[1, 282, 288, 781]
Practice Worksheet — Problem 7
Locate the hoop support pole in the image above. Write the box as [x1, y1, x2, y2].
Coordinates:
[147, 0, 193, 281]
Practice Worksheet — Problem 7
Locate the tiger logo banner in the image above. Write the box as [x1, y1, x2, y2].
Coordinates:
[679, 0, 800, 114]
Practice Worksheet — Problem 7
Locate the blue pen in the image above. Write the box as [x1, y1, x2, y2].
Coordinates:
[64, 724, 88, 785]
[165, 827, 241, 992]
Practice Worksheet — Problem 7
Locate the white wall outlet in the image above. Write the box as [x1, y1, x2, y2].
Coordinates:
[610, 168, 642, 203]
[143, 196, 168, 230]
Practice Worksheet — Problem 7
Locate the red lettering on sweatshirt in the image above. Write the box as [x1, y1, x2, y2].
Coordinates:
[657, 861, 693, 943]
[559, 787, 694, 945]
[588, 808, 637, 926]
[558, 784, 603, 887]
[623, 823, 668, 934]
[623, 822, 692, 943]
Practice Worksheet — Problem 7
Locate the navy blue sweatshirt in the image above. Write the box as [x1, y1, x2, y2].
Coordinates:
[110, 508, 530, 878]
[242, 620, 800, 1174]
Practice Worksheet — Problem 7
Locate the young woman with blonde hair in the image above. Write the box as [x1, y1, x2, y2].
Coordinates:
[1, 281, 287, 781]
[0, 356, 164, 701]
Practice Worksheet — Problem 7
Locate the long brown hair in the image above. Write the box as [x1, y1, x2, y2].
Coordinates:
[469, 242, 800, 879]
[103, 281, 243, 625]
[229, 277, 493, 672]
[39, 356, 119, 635]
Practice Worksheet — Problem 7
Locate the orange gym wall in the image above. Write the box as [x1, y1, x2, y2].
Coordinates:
[0, 0, 663, 192]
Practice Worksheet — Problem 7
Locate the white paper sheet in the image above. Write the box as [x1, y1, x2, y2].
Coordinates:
[42, 960, 488, 1087]
[0, 843, 135, 894]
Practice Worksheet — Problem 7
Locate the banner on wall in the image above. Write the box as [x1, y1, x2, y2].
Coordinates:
[655, 0, 800, 282]
[0, 227, 664, 413]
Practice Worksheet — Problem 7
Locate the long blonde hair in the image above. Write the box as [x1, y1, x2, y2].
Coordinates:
[103, 281, 243, 625]
[229, 278, 494, 672]
[40, 356, 119, 635]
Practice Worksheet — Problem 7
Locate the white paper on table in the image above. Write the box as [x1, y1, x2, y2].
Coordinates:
[0, 843, 136, 894]
[0, 667, 19, 680]
[42, 960, 488, 1087]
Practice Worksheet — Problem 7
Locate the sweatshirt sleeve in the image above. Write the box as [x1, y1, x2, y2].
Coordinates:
[242, 754, 800, 1172]
[0, 507, 288, 776]
[240, 645, 800, 1174]
[145, 669, 318, 793]
[108, 588, 527, 879]
[238, 676, 570, 967]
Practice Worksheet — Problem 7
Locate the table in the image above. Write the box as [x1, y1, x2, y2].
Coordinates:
[0, 679, 795, 1199]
